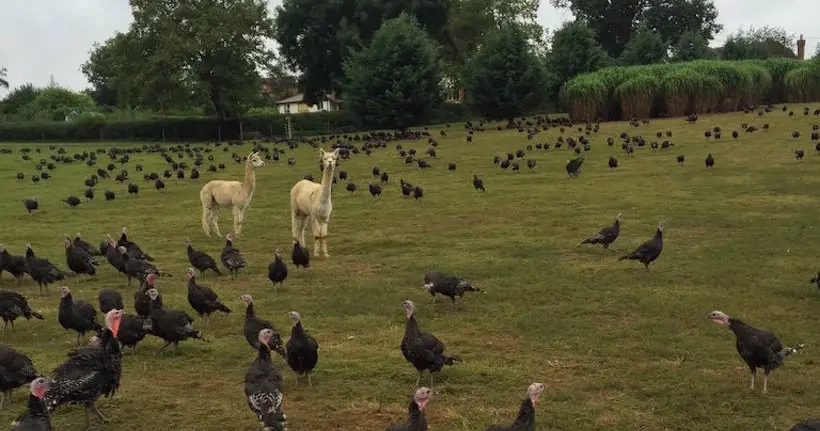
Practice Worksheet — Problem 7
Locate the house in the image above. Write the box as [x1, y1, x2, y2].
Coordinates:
[276, 93, 341, 114]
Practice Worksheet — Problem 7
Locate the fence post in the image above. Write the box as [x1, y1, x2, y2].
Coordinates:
[162, 127, 166, 142]
[286, 116, 292, 139]
[218, 124, 222, 142]
[100, 127, 104, 141]
[268, 123, 273, 139]
[239, 120, 244, 142]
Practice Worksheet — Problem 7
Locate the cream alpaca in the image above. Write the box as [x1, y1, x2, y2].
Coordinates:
[199, 151, 264, 238]
[290, 148, 340, 257]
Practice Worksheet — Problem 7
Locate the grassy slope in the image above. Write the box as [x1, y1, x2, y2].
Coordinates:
[0, 107, 820, 431]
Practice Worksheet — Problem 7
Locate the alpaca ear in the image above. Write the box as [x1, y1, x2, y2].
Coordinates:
[332, 148, 341, 156]
[319, 148, 326, 157]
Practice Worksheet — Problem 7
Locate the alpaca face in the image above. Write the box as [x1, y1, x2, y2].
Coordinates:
[249, 152, 265, 168]
[319, 148, 340, 170]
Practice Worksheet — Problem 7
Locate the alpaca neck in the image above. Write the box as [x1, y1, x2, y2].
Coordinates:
[243, 161, 256, 194]
[318, 165, 334, 202]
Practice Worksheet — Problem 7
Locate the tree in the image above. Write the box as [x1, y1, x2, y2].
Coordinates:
[671, 29, 713, 61]
[466, 24, 547, 124]
[128, 0, 277, 118]
[0, 67, 8, 89]
[551, 0, 721, 58]
[82, 32, 144, 107]
[721, 26, 796, 60]
[23, 87, 95, 121]
[275, 0, 453, 105]
[641, 0, 721, 48]
[0, 84, 42, 117]
[343, 14, 442, 130]
[546, 21, 611, 96]
[442, 0, 542, 89]
[618, 26, 668, 65]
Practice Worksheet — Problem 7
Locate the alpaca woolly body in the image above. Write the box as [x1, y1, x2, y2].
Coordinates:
[200, 151, 264, 238]
[290, 148, 340, 257]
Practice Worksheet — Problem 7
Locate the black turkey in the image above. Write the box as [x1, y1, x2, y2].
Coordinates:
[789, 420, 820, 431]
[484, 383, 545, 431]
[58, 286, 102, 346]
[186, 268, 231, 320]
[400, 300, 461, 387]
[580, 213, 622, 251]
[0, 291, 45, 329]
[116, 313, 153, 354]
[221, 233, 246, 279]
[472, 174, 484, 192]
[134, 273, 160, 318]
[25, 244, 66, 295]
[618, 222, 664, 269]
[9, 378, 51, 431]
[64, 237, 97, 281]
[117, 227, 154, 261]
[292, 240, 310, 269]
[0, 345, 39, 409]
[267, 248, 288, 293]
[242, 295, 286, 357]
[97, 289, 124, 314]
[565, 157, 584, 177]
[707, 310, 804, 393]
[285, 311, 319, 387]
[120, 246, 163, 286]
[44, 310, 122, 429]
[146, 288, 206, 355]
[185, 239, 223, 276]
[72, 233, 101, 256]
[244, 329, 287, 431]
[0, 245, 28, 287]
[423, 274, 481, 309]
[386, 387, 432, 431]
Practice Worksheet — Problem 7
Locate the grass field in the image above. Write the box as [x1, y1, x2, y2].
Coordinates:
[1, 106, 820, 431]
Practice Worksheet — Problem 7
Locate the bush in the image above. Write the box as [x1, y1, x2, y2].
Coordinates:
[343, 14, 442, 130]
[0, 103, 479, 142]
[561, 59, 820, 121]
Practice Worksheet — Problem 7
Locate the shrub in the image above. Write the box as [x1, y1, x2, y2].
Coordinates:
[561, 59, 819, 121]
[0, 103, 482, 142]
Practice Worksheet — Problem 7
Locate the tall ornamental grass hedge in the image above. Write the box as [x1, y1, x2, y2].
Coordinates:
[562, 59, 820, 121]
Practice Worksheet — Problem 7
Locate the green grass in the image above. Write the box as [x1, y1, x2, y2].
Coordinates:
[1, 106, 820, 431]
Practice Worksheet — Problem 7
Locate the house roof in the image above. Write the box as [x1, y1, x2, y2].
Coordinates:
[276, 93, 341, 105]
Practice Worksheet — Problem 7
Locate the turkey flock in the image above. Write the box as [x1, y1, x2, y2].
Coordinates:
[2, 103, 820, 430]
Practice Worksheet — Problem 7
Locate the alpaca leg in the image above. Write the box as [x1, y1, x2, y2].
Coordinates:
[232, 206, 243, 237]
[291, 212, 305, 244]
[202, 206, 211, 236]
[311, 218, 322, 257]
[211, 210, 222, 237]
[319, 221, 330, 258]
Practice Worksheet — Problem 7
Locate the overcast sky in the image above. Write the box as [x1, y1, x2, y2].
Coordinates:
[1, 0, 818, 96]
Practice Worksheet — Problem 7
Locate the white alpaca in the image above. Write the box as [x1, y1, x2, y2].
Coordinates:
[199, 151, 265, 238]
[290, 148, 340, 257]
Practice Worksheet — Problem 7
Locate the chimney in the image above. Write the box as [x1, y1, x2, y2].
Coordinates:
[797, 34, 806, 60]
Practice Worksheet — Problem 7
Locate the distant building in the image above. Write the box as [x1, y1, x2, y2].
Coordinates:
[276, 93, 341, 114]
[797, 34, 807, 60]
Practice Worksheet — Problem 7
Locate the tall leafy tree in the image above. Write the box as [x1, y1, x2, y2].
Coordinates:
[618, 26, 668, 65]
[343, 14, 442, 130]
[546, 21, 611, 96]
[443, 0, 542, 89]
[23, 87, 95, 121]
[641, 0, 721, 48]
[82, 32, 144, 108]
[551, 0, 721, 58]
[720, 26, 796, 60]
[671, 29, 713, 61]
[466, 24, 547, 124]
[127, 0, 277, 118]
[0, 84, 42, 117]
[274, 0, 450, 105]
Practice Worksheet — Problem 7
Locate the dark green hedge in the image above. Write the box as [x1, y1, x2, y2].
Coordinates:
[0, 103, 475, 142]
